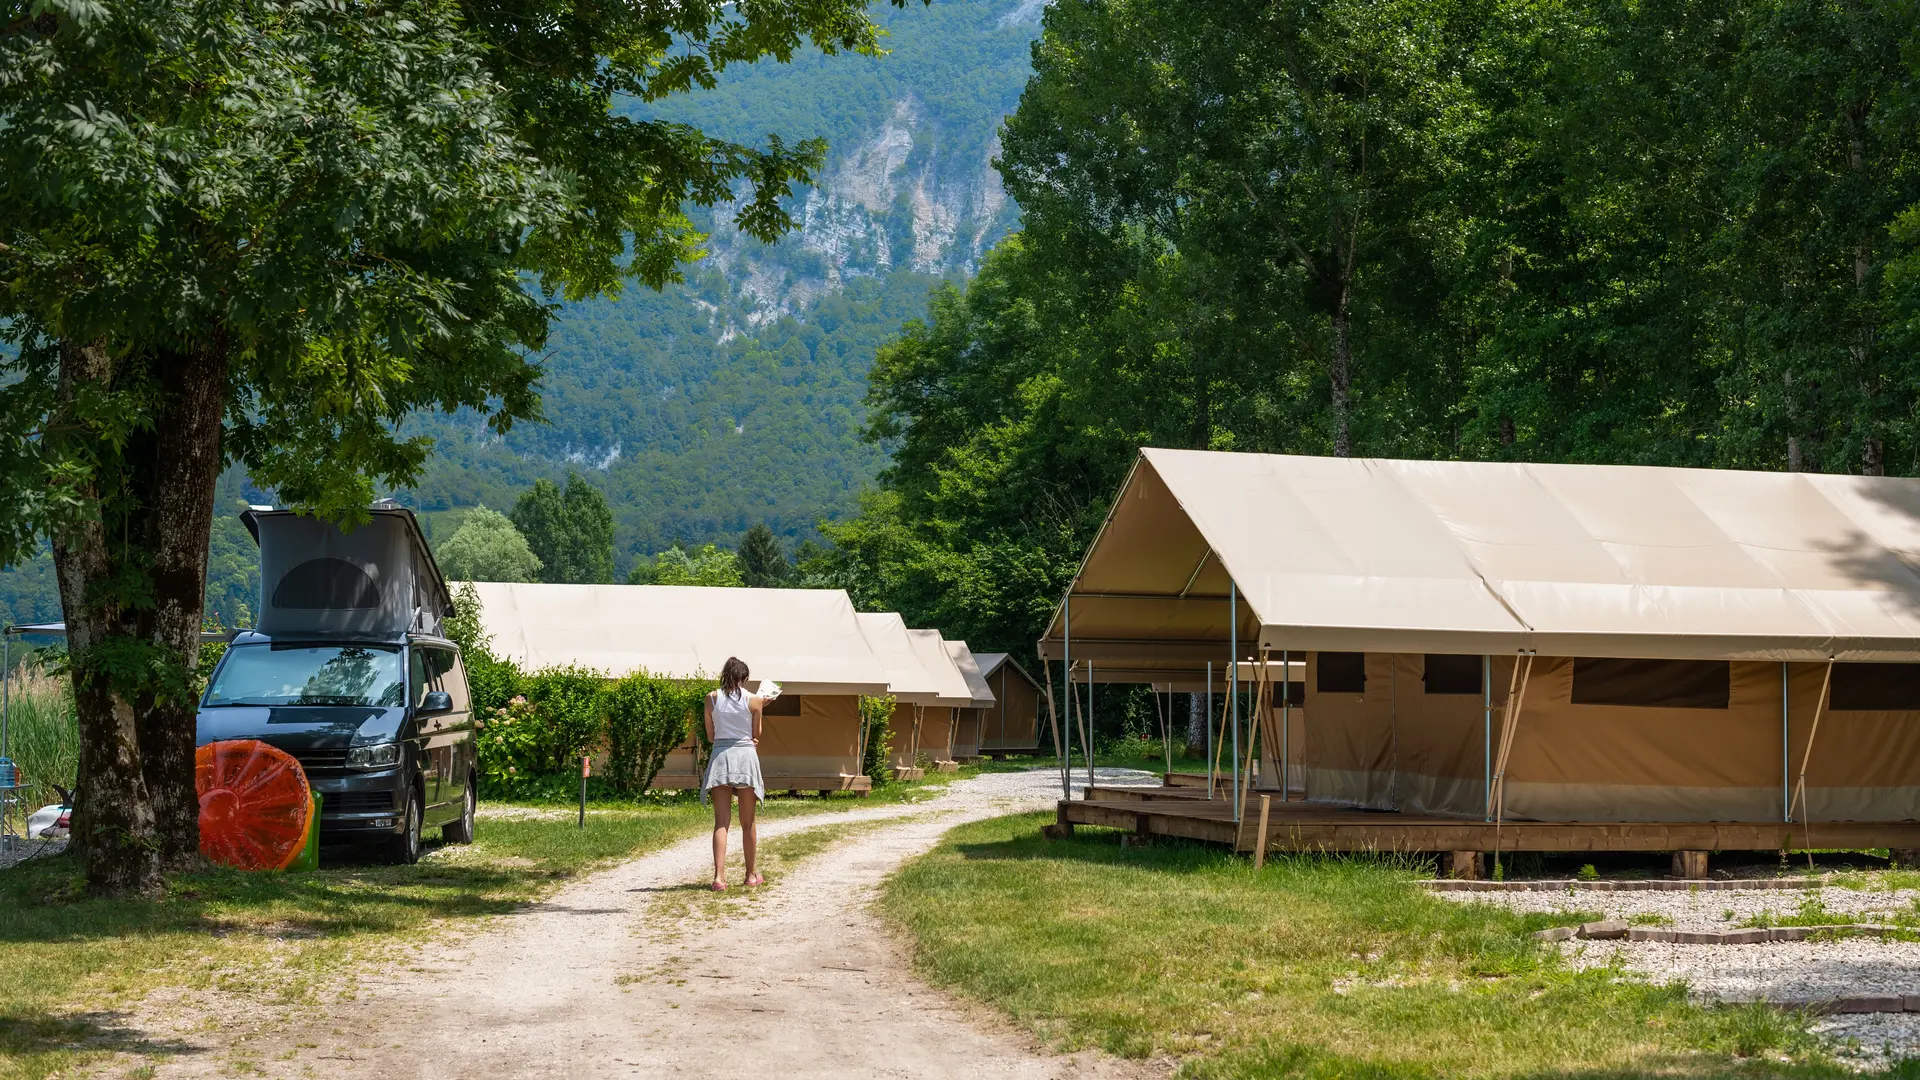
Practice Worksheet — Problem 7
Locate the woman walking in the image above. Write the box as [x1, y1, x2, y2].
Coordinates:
[704, 657, 765, 891]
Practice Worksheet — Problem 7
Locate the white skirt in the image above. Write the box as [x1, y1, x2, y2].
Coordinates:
[703, 739, 765, 803]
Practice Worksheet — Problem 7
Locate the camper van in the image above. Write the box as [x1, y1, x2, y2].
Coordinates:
[195, 506, 476, 864]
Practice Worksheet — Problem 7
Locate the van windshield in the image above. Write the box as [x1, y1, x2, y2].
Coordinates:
[205, 644, 406, 707]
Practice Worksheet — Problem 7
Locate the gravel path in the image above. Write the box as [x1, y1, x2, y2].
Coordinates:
[145, 767, 1164, 1080]
[1437, 881, 1920, 933]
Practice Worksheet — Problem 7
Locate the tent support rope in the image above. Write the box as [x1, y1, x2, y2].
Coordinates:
[1787, 660, 1834, 866]
[1039, 653, 1067, 801]
[1491, 652, 1536, 874]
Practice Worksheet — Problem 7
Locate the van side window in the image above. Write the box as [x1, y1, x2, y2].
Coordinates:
[414, 646, 462, 708]
[442, 649, 472, 712]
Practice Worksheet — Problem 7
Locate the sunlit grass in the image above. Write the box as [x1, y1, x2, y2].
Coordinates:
[881, 813, 1857, 1079]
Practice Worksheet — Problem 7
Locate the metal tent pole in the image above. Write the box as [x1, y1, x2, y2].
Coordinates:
[1483, 654, 1492, 821]
[1281, 649, 1290, 798]
[1206, 661, 1215, 798]
[1230, 581, 1241, 824]
[2, 632, 10, 767]
[1782, 662, 1791, 822]
[1063, 594, 1073, 799]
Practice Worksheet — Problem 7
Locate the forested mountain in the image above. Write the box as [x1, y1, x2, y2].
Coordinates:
[395, 0, 1040, 563]
[0, 0, 1040, 623]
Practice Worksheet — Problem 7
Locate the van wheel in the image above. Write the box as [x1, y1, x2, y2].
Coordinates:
[443, 775, 475, 845]
[387, 786, 423, 865]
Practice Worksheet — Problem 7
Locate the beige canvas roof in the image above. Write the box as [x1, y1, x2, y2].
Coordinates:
[464, 582, 890, 695]
[1040, 448, 1920, 665]
[855, 612, 946, 703]
[909, 629, 977, 707]
[945, 640, 997, 709]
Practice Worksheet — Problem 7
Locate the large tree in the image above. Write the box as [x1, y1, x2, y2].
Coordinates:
[0, 0, 910, 893]
[512, 474, 615, 583]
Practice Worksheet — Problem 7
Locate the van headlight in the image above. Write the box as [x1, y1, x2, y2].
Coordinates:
[346, 742, 401, 770]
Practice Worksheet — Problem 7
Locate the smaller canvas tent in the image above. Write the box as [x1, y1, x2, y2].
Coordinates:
[945, 641, 996, 761]
[975, 653, 1044, 754]
[908, 629, 975, 767]
[856, 613, 951, 776]
[467, 583, 889, 792]
[246, 506, 450, 638]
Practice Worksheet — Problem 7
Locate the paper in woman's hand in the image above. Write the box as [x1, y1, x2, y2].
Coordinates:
[758, 679, 783, 702]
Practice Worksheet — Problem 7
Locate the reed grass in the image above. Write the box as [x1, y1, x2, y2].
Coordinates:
[3, 669, 76, 797]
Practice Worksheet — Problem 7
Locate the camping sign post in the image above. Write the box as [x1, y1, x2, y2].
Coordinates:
[579, 753, 590, 829]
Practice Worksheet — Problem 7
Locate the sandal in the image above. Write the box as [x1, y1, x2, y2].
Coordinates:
[711, 880, 728, 892]
[745, 873, 765, 888]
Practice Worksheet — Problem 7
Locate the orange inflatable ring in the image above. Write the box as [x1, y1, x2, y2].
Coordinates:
[196, 740, 314, 871]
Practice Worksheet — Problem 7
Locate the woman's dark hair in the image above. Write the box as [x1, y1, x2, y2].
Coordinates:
[720, 656, 749, 697]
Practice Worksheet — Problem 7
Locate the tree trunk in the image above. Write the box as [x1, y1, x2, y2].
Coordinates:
[49, 336, 229, 892]
[138, 341, 229, 868]
[1185, 692, 1206, 755]
[50, 339, 162, 895]
[1330, 297, 1352, 457]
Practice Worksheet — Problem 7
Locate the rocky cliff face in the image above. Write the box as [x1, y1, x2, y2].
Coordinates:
[708, 95, 1018, 323]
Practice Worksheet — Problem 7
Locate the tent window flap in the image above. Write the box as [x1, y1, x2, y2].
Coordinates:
[1424, 654, 1483, 695]
[1570, 658, 1730, 709]
[1317, 652, 1366, 694]
[1831, 664, 1920, 711]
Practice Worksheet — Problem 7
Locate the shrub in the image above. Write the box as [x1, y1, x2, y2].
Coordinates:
[861, 695, 894, 786]
[520, 665, 605, 773]
[600, 672, 709, 795]
[477, 694, 545, 795]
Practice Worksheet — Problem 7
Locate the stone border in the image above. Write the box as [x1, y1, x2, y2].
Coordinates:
[1427, 876, 1828, 892]
[1530, 920, 1911, 944]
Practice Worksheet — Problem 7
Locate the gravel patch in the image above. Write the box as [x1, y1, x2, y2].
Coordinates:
[1439, 881, 1920, 933]
[0, 836, 66, 871]
[1441, 880, 1920, 1064]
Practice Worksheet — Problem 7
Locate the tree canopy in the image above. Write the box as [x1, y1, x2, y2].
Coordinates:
[512, 475, 616, 584]
[437, 506, 543, 582]
[816, 0, 1920, 664]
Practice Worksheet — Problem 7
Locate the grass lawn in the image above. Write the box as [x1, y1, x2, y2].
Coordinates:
[0, 777, 955, 1080]
[881, 813, 1870, 1079]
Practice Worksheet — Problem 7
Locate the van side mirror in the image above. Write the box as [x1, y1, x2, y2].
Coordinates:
[419, 690, 454, 714]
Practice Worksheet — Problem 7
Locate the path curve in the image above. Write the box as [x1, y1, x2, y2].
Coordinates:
[155, 768, 1165, 1080]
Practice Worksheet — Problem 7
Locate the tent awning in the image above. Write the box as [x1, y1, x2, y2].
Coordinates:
[466, 582, 891, 695]
[1041, 449, 1920, 665]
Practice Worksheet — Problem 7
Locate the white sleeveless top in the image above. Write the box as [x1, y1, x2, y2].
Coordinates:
[711, 688, 755, 742]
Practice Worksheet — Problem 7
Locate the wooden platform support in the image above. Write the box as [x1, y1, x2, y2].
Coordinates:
[1673, 850, 1709, 880]
[1062, 786, 1920, 859]
[1447, 851, 1485, 880]
[651, 773, 873, 794]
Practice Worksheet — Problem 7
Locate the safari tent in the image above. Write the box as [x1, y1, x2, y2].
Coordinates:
[945, 641, 996, 762]
[974, 653, 1044, 755]
[1040, 448, 1920, 862]
[855, 614, 973, 777]
[466, 583, 889, 793]
[908, 629, 974, 768]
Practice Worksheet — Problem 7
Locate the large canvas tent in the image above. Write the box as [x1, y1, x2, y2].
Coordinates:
[467, 583, 889, 792]
[856, 612, 943, 777]
[974, 653, 1044, 755]
[1041, 448, 1920, 827]
[946, 641, 996, 762]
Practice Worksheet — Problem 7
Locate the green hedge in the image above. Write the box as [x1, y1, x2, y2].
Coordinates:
[452, 583, 711, 799]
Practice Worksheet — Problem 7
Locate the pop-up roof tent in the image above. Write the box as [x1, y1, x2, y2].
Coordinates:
[945, 640, 996, 761]
[1041, 449, 1920, 824]
[974, 653, 1045, 754]
[467, 582, 889, 791]
[245, 506, 451, 639]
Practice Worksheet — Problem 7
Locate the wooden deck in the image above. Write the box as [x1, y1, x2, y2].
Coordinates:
[1061, 782, 1920, 855]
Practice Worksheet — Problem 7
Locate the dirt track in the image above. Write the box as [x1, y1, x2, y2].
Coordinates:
[153, 768, 1164, 1079]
